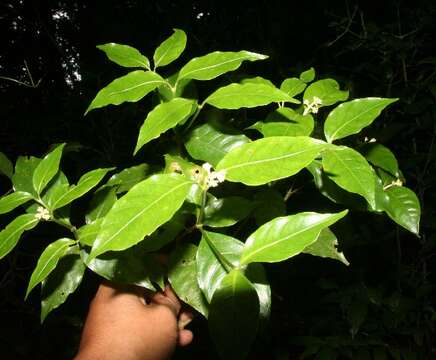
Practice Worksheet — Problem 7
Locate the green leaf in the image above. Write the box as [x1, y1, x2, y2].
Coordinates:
[0, 214, 39, 260]
[216, 136, 325, 186]
[135, 98, 196, 153]
[32, 144, 65, 196]
[26, 238, 76, 298]
[82, 245, 164, 291]
[197, 232, 244, 302]
[43, 171, 70, 210]
[97, 43, 150, 69]
[0, 191, 33, 214]
[280, 77, 307, 97]
[153, 29, 187, 68]
[86, 70, 165, 113]
[85, 187, 117, 224]
[363, 143, 400, 177]
[196, 232, 271, 321]
[90, 174, 192, 259]
[0, 152, 13, 179]
[105, 164, 151, 194]
[41, 253, 85, 322]
[250, 108, 314, 137]
[209, 269, 259, 360]
[303, 79, 349, 107]
[253, 188, 286, 226]
[324, 98, 398, 143]
[300, 67, 315, 83]
[12, 156, 41, 197]
[303, 228, 349, 265]
[322, 146, 376, 208]
[241, 76, 275, 87]
[240, 210, 348, 265]
[185, 122, 250, 167]
[51, 168, 113, 210]
[168, 244, 208, 317]
[77, 219, 103, 246]
[205, 83, 299, 109]
[178, 50, 268, 81]
[204, 196, 253, 227]
[384, 186, 420, 235]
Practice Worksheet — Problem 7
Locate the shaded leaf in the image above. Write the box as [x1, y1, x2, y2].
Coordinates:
[241, 210, 348, 265]
[86, 70, 165, 113]
[216, 136, 325, 186]
[32, 144, 65, 196]
[178, 50, 267, 81]
[90, 174, 192, 259]
[322, 146, 376, 208]
[209, 269, 259, 360]
[0, 191, 33, 214]
[169, 244, 208, 317]
[204, 196, 253, 227]
[153, 29, 187, 68]
[384, 186, 420, 235]
[82, 245, 164, 290]
[363, 143, 400, 177]
[26, 238, 76, 298]
[135, 98, 196, 153]
[303, 228, 349, 265]
[185, 122, 250, 167]
[51, 168, 113, 210]
[253, 188, 286, 226]
[280, 77, 307, 97]
[41, 253, 85, 322]
[324, 98, 398, 143]
[105, 164, 151, 194]
[206, 83, 299, 109]
[97, 43, 150, 69]
[77, 219, 103, 246]
[303, 79, 349, 107]
[0, 152, 13, 179]
[0, 213, 39, 260]
[85, 187, 117, 224]
[250, 108, 314, 137]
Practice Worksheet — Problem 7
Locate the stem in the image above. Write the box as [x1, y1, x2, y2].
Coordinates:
[200, 229, 234, 273]
[183, 103, 204, 134]
[196, 188, 208, 225]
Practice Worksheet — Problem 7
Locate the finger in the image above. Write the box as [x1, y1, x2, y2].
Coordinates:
[178, 309, 194, 330]
[178, 329, 194, 347]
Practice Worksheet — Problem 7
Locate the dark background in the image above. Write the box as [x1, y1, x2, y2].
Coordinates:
[0, 0, 435, 359]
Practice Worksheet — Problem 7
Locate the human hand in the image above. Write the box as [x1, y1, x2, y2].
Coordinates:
[74, 281, 194, 360]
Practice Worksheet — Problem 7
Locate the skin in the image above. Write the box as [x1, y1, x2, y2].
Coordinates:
[74, 281, 194, 360]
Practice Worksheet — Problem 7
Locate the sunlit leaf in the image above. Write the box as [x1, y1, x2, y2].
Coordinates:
[204, 196, 253, 227]
[322, 146, 376, 208]
[97, 43, 150, 69]
[26, 238, 76, 298]
[324, 98, 398, 143]
[32, 144, 65, 196]
[303, 79, 348, 107]
[299, 67, 315, 83]
[0, 214, 39, 260]
[363, 143, 400, 178]
[89, 174, 192, 259]
[169, 244, 208, 317]
[206, 83, 299, 109]
[216, 136, 325, 186]
[86, 70, 165, 113]
[209, 269, 259, 360]
[153, 29, 187, 68]
[0, 191, 33, 214]
[105, 164, 151, 194]
[280, 77, 307, 97]
[12, 156, 41, 197]
[303, 228, 349, 265]
[240, 210, 348, 264]
[178, 50, 267, 81]
[135, 98, 196, 153]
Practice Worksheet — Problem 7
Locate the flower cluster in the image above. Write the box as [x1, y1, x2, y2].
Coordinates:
[303, 96, 322, 116]
[202, 163, 226, 188]
[35, 206, 51, 221]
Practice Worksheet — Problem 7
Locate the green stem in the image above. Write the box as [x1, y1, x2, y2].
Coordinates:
[196, 188, 208, 225]
[183, 103, 204, 134]
[200, 229, 234, 273]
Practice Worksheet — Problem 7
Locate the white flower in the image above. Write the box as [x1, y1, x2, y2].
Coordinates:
[303, 96, 322, 116]
[383, 178, 403, 190]
[35, 206, 51, 221]
[202, 162, 226, 188]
